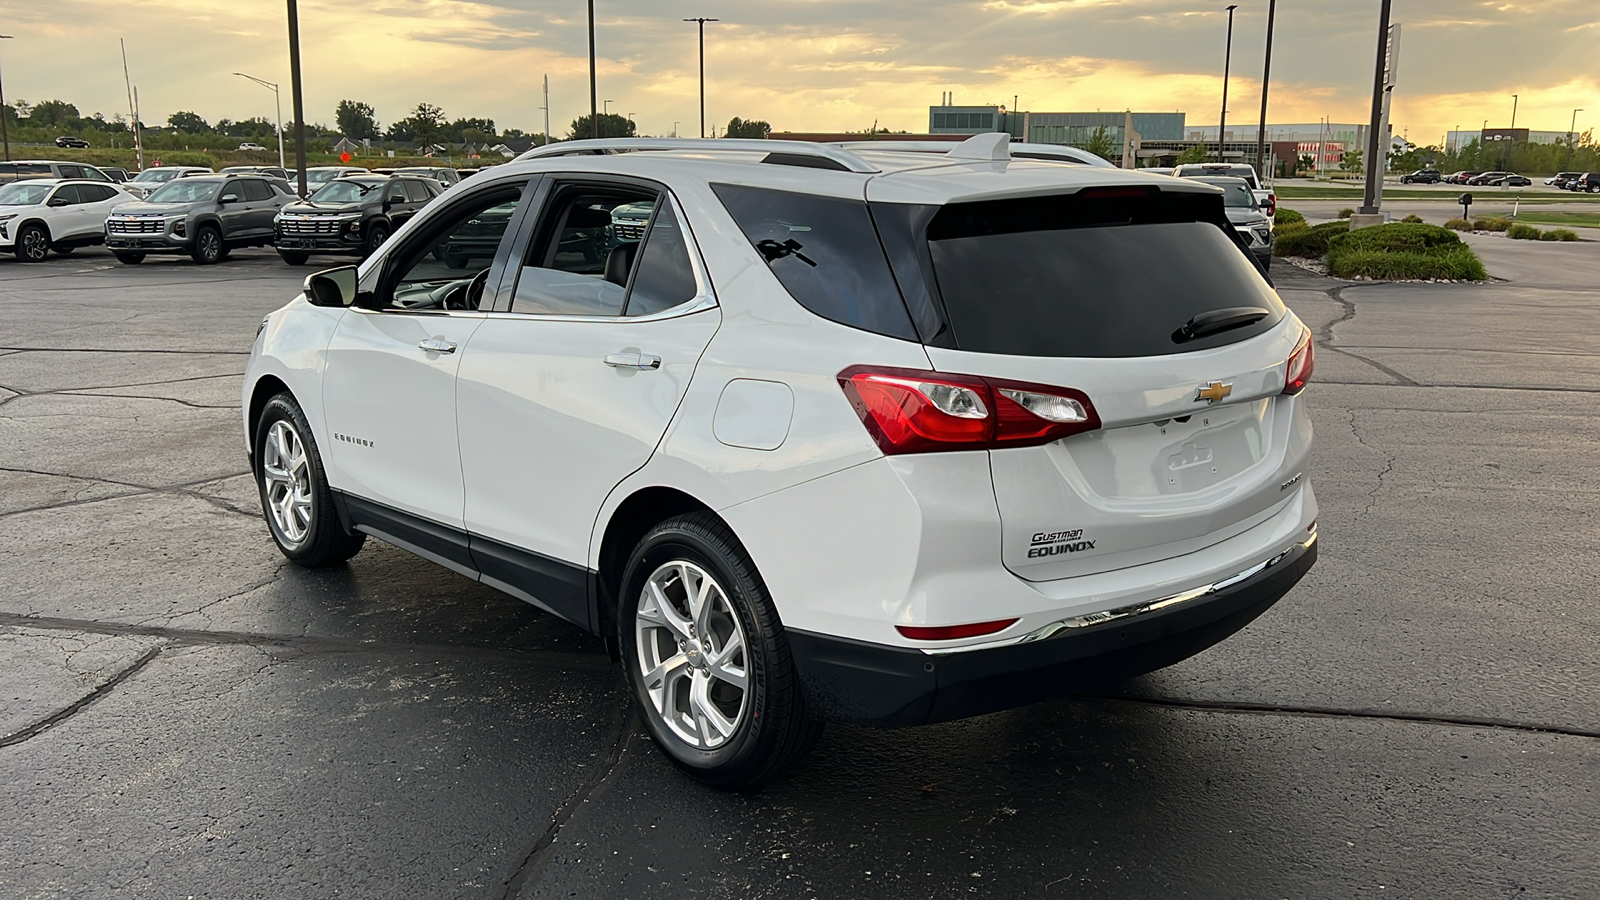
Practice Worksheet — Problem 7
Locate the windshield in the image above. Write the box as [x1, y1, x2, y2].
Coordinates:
[1196, 180, 1258, 208]
[310, 180, 384, 203]
[0, 182, 54, 205]
[132, 168, 185, 184]
[146, 180, 220, 204]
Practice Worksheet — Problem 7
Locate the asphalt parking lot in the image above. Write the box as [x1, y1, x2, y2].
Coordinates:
[2, 241, 1598, 899]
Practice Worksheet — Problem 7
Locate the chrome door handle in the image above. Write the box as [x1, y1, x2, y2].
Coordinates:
[418, 337, 457, 354]
[604, 353, 662, 370]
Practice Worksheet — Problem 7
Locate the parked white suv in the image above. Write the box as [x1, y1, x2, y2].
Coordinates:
[243, 135, 1318, 787]
[0, 178, 137, 261]
[1173, 162, 1276, 216]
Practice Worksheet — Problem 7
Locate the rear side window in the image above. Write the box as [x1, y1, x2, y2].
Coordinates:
[404, 180, 432, 203]
[712, 184, 916, 341]
[925, 192, 1284, 358]
[241, 180, 273, 201]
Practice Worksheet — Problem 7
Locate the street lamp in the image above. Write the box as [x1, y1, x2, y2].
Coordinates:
[603, 99, 613, 116]
[1570, 108, 1583, 144]
[1254, 0, 1276, 175]
[627, 112, 635, 136]
[1510, 94, 1518, 129]
[587, 0, 597, 139]
[683, 17, 720, 138]
[234, 72, 286, 171]
[1217, 5, 1238, 162]
[0, 35, 13, 162]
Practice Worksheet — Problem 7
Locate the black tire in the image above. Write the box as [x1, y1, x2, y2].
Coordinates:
[362, 221, 391, 259]
[190, 225, 224, 264]
[50, 244, 75, 256]
[278, 250, 310, 266]
[113, 251, 146, 265]
[618, 512, 821, 790]
[13, 223, 49, 262]
[253, 393, 365, 567]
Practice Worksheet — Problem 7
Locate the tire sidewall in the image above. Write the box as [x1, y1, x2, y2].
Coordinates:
[363, 222, 390, 258]
[253, 394, 337, 562]
[16, 225, 49, 262]
[619, 524, 773, 776]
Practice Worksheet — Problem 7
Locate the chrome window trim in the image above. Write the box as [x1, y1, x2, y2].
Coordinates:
[917, 528, 1318, 656]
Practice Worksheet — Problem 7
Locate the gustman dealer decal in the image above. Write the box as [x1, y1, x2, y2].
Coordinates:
[1028, 528, 1096, 558]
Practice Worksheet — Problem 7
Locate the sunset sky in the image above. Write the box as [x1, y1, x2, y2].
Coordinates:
[0, 0, 1594, 145]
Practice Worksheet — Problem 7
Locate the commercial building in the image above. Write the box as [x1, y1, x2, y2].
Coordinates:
[927, 104, 1185, 145]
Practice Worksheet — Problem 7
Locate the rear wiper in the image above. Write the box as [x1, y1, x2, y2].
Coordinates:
[755, 238, 816, 267]
[1172, 306, 1270, 343]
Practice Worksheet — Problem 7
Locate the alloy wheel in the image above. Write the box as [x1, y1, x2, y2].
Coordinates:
[198, 230, 221, 262]
[634, 560, 749, 750]
[260, 419, 313, 546]
[20, 228, 48, 261]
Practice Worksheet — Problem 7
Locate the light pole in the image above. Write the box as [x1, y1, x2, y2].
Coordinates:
[0, 35, 13, 162]
[627, 112, 635, 136]
[673, 120, 680, 138]
[286, 0, 309, 197]
[587, 0, 597, 139]
[1217, 5, 1238, 162]
[234, 72, 286, 171]
[683, 17, 720, 138]
[1510, 94, 1518, 129]
[1358, 0, 1393, 216]
[1254, 0, 1276, 175]
[603, 99, 613, 117]
[1571, 108, 1584, 144]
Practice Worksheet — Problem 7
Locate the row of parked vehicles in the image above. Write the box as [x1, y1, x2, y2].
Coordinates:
[1398, 169, 1535, 186]
[1549, 171, 1600, 192]
[0, 159, 476, 264]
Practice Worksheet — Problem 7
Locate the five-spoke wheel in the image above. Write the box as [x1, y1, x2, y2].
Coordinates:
[635, 560, 749, 750]
[253, 393, 365, 566]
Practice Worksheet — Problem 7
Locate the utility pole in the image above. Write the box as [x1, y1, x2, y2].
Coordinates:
[1510, 94, 1518, 129]
[541, 74, 550, 145]
[588, 0, 598, 139]
[1357, 0, 1393, 218]
[0, 35, 13, 162]
[1218, 5, 1238, 162]
[120, 39, 143, 170]
[286, 0, 308, 197]
[683, 17, 719, 138]
[1254, 0, 1276, 176]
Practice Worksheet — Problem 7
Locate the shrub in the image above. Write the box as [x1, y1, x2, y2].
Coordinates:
[1336, 208, 1354, 218]
[1326, 222, 1462, 255]
[1444, 218, 1472, 231]
[1274, 208, 1305, 226]
[1474, 217, 1512, 232]
[1506, 223, 1542, 240]
[1540, 228, 1580, 242]
[1273, 220, 1308, 237]
[1401, 214, 1423, 223]
[1273, 220, 1349, 258]
[1325, 245, 1488, 281]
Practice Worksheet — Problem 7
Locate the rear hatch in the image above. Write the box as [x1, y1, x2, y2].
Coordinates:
[868, 184, 1312, 581]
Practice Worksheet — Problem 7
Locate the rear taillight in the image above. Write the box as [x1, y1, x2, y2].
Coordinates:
[1283, 327, 1314, 394]
[1264, 193, 1276, 217]
[838, 366, 1100, 455]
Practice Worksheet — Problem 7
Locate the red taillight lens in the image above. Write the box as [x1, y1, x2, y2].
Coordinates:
[896, 618, 1018, 641]
[1265, 193, 1276, 217]
[1283, 328, 1314, 394]
[839, 366, 1100, 455]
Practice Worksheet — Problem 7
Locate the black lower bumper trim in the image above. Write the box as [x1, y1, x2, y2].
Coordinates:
[787, 538, 1316, 727]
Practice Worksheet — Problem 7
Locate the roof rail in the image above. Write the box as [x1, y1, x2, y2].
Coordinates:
[515, 138, 881, 173]
[830, 138, 1117, 169]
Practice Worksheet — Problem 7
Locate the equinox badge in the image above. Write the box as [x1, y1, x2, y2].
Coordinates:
[1194, 381, 1233, 404]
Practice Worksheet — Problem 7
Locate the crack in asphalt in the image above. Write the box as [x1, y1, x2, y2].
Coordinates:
[1314, 284, 1420, 386]
[1342, 407, 1397, 520]
[0, 644, 166, 749]
[0, 612, 613, 668]
[1090, 693, 1600, 740]
[498, 700, 637, 900]
[63, 391, 236, 410]
[0, 467, 255, 520]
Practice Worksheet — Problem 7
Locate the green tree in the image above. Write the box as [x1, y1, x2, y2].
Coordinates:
[29, 99, 80, 126]
[386, 103, 447, 145]
[567, 113, 635, 139]
[1082, 125, 1117, 161]
[167, 110, 210, 133]
[1175, 144, 1210, 165]
[1298, 153, 1315, 173]
[724, 117, 771, 139]
[335, 100, 379, 140]
[1339, 148, 1363, 173]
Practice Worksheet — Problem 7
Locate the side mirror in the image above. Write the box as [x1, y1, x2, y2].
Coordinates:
[304, 266, 359, 308]
[47, 197, 70, 207]
[219, 193, 240, 204]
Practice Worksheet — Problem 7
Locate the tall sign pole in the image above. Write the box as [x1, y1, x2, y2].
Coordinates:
[1358, 0, 1394, 217]
[0, 35, 12, 162]
[588, 0, 598, 139]
[1217, 5, 1237, 162]
[1254, 0, 1276, 176]
[683, 18, 719, 138]
[120, 39, 143, 170]
[286, 0, 309, 198]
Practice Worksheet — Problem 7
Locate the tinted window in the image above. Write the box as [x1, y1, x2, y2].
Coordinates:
[926, 198, 1283, 358]
[712, 184, 915, 340]
[386, 183, 408, 204]
[148, 180, 220, 203]
[58, 166, 84, 179]
[80, 167, 111, 182]
[241, 179, 273, 201]
[624, 201, 699, 316]
[84, 184, 118, 202]
[51, 185, 83, 204]
[384, 187, 526, 312]
[404, 180, 432, 203]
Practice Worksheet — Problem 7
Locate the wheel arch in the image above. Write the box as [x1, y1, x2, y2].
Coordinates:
[16, 217, 51, 239]
[593, 485, 723, 658]
[246, 374, 293, 463]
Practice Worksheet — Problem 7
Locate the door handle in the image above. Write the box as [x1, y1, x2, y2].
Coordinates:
[604, 353, 662, 370]
[418, 337, 457, 354]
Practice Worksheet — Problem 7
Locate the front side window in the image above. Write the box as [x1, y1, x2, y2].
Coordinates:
[50, 185, 83, 205]
[380, 185, 525, 312]
[385, 183, 408, 205]
[241, 180, 274, 201]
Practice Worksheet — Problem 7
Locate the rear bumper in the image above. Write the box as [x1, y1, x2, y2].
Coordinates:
[788, 532, 1316, 727]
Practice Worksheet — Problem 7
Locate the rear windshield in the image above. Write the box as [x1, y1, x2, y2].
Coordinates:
[924, 192, 1283, 358]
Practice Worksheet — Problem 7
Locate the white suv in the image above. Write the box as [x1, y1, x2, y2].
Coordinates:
[243, 136, 1318, 788]
[0, 178, 137, 261]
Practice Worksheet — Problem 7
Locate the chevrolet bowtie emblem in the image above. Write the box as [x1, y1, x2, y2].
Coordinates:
[1195, 381, 1233, 404]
